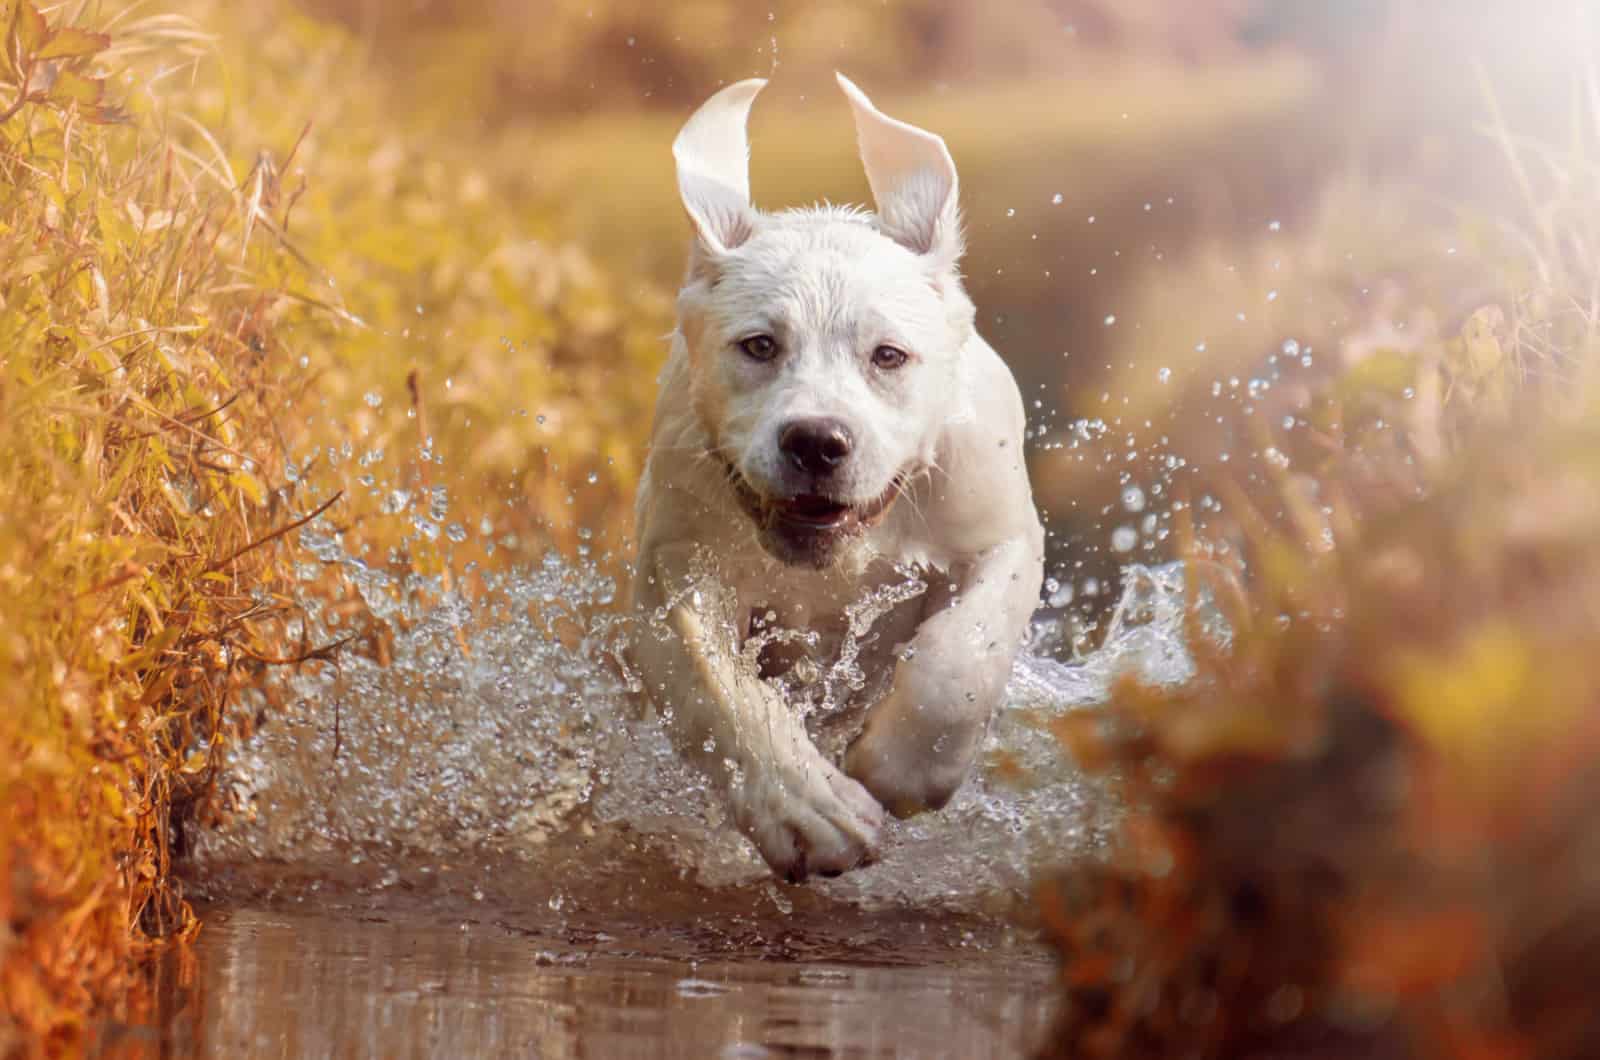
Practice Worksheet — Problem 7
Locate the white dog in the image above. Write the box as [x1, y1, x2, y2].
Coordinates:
[628, 75, 1044, 881]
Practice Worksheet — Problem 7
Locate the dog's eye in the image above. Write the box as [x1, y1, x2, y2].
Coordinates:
[871, 344, 909, 370]
[739, 334, 779, 361]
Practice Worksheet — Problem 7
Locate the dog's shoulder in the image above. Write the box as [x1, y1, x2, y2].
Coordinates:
[919, 336, 1039, 555]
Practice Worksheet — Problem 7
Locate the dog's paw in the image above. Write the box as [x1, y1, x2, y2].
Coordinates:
[843, 704, 981, 819]
[730, 754, 885, 881]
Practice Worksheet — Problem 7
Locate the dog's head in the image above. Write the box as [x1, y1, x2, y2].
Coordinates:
[672, 75, 976, 569]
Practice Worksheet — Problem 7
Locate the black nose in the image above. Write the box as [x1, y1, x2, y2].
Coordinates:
[779, 419, 853, 476]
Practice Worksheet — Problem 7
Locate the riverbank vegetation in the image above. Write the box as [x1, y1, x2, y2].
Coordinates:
[1039, 63, 1600, 1060]
[1, 0, 661, 1047]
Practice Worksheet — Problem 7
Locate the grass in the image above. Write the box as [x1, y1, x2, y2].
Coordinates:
[0, 1, 665, 1050]
[0, 5, 279, 1044]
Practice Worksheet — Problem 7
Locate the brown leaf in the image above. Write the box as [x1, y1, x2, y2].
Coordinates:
[46, 66, 103, 107]
[9, 0, 47, 59]
[37, 27, 111, 61]
[83, 103, 125, 124]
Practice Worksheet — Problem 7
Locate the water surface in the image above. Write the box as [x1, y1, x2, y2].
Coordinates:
[125, 887, 1057, 1058]
[113, 554, 1197, 1058]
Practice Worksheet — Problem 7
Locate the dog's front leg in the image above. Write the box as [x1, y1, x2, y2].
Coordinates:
[632, 543, 885, 880]
[844, 532, 1043, 816]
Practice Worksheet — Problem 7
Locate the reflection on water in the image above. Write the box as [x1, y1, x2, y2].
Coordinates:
[152, 532, 1199, 1057]
[122, 904, 1056, 1058]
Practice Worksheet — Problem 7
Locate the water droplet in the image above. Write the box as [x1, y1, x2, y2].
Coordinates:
[1103, 314, 1116, 326]
[1111, 526, 1138, 552]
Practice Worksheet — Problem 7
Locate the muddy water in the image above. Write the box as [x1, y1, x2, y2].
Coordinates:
[127, 818, 1070, 1056]
[130, 894, 1056, 1058]
[118, 533, 1199, 1057]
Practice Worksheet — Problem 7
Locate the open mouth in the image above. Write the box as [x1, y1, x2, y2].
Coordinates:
[721, 459, 904, 540]
[778, 494, 854, 528]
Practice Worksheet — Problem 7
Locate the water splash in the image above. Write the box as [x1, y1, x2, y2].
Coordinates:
[201, 527, 1201, 909]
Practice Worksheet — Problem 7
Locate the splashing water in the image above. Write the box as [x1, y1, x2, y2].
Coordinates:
[200, 525, 1201, 910]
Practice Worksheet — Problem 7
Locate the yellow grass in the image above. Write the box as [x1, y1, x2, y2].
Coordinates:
[1, 1, 665, 1049]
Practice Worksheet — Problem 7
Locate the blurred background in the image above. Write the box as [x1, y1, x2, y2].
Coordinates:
[243, 0, 1591, 617]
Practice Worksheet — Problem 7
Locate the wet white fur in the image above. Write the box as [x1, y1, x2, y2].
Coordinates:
[629, 75, 1044, 879]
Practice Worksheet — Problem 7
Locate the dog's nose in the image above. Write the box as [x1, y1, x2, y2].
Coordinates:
[779, 419, 853, 476]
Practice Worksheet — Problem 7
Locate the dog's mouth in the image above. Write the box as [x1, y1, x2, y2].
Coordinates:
[778, 493, 856, 528]
[721, 459, 905, 540]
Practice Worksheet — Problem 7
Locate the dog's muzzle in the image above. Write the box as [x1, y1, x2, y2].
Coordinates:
[721, 458, 904, 568]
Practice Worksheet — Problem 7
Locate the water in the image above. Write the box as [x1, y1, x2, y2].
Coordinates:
[161, 519, 1199, 1056]
[119, 906, 1058, 1058]
[200, 543, 1195, 904]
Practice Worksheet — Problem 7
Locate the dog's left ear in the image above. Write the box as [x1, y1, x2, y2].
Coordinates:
[837, 73, 963, 270]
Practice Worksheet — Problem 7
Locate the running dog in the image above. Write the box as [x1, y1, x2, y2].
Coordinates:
[629, 75, 1044, 881]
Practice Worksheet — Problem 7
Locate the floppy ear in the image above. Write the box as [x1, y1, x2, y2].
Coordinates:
[673, 78, 766, 262]
[836, 73, 962, 268]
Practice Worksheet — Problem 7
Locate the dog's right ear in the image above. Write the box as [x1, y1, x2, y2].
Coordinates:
[673, 78, 766, 269]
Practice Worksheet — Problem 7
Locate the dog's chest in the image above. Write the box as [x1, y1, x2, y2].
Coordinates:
[732, 561, 930, 728]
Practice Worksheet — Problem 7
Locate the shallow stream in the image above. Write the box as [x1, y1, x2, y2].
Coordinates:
[112, 540, 1198, 1057]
